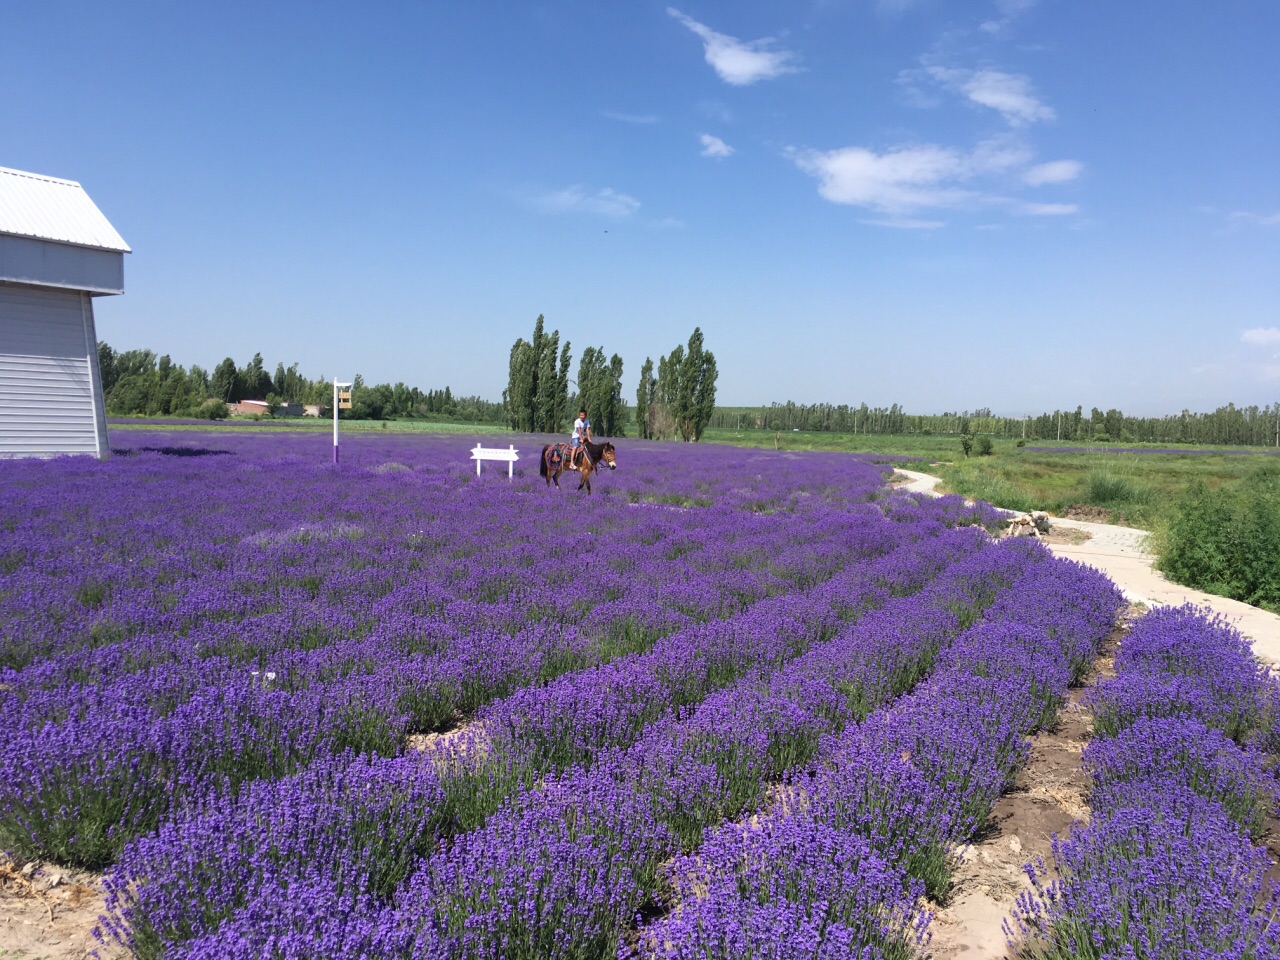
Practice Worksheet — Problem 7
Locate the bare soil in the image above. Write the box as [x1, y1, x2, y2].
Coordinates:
[927, 620, 1123, 959]
[1062, 504, 1113, 523]
[1038, 526, 1091, 546]
[0, 854, 121, 960]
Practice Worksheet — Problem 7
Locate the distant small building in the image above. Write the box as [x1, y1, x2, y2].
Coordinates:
[227, 400, 270, 416]
[228, 399, 303, 417]
[0, 166, 130, 458]
[303, 404, 322, 417]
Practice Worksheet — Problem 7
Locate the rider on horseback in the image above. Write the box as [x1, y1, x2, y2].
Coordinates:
[570, 407, 592, 469]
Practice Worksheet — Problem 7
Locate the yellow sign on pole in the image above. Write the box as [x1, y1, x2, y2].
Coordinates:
[337, 391, 352, 409]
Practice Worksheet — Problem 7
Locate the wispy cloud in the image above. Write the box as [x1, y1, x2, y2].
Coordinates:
[601, 110, 659, 125]
[698, 100, 733, 124]
[1242, 327, 1280, 346]
[700, 133, 734, 158]
[668, 8, 799, 86]
[981, 0, 1039, 34]
[860, 217, 946, 229]
[1230, 210, 1280, 227]
[1016, 201, 1078, 216]
[1024, 159, 1082, 185]
[877, 0, 923, 13]
[532, 185, 640, 218]
[921, 65, 1055, 125]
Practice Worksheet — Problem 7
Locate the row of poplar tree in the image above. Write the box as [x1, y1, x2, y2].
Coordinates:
[502, 317, 718, 441]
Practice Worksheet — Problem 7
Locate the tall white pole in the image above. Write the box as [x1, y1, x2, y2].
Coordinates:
[333, 377, 339, 464]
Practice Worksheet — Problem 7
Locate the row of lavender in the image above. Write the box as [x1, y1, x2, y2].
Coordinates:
[632, 542, 1124, 959]
[98, 535, 1123, 958]
[1011, 606, 1280, 958]
[101, 525, 1021, 957]
[4, 434, 992, 867]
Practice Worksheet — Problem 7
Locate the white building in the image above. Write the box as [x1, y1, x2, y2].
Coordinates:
[0, 166, 130, 458]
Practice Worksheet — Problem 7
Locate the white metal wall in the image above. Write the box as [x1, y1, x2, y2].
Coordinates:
[0, 283, 107, 457]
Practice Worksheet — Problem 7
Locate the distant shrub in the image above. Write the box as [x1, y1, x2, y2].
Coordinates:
[1159, 474, 1280, 611]
[1092, 434, 1111, 443]
[976, 437, 994, 457]
[197, 399, 228, 421]
[1015, 439, 1026, 448]
[960, 434, 973, 458]
[1085, 470, 1152, 507]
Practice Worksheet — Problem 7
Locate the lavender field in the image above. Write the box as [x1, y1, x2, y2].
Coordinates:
[1, 429, 1276, 959]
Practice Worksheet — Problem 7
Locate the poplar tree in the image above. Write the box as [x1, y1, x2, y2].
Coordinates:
[636, 357, 655, 439]
[503, 315, 572, 433]
[576, 348, 626, 436]
[653, 328, 718, 441]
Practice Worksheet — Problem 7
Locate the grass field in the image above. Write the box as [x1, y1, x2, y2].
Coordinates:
[703, 426, 1279, 533]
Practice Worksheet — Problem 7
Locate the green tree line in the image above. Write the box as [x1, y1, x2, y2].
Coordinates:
[97, 342, 503, 422]
[710, 400, 1280, 448]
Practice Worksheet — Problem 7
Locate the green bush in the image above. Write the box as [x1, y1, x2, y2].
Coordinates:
[1158, 472, 1280, 611]
[1085, 469, 1152, 506]
[976, 436, 994, 457]
[195, 399, 229, 420]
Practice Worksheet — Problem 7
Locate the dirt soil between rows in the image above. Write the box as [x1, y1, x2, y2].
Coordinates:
[926, 617, 1124, 959]
[0, 854, 121, 960]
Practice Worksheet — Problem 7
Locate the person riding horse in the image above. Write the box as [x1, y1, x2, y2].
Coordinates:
[570, 407, 592, 469]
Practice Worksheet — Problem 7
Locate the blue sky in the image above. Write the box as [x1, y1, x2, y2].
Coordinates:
[4, 1, 1278, 416]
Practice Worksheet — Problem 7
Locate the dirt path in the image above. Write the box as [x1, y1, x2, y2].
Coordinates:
[0, 856, 121, 960]
[927, 618, 1123, 960]
[893, 469, 1280, 664]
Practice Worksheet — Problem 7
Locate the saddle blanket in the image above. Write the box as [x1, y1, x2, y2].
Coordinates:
[548, 443, 576, 468]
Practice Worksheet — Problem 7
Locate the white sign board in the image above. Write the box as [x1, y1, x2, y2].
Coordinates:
[471, 444, 519, 479]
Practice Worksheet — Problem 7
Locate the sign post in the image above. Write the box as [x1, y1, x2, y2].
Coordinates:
[332, 378, 352, 463]
[470, 443, 520, 479]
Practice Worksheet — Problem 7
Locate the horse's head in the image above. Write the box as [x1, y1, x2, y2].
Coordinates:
[601, 442, 617, 470]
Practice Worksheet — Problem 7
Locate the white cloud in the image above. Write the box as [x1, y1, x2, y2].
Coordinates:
[1230, 210, 1280, 227]
[789, 137, 1077, 224]
[700, 133, 734, 158]
[923, 65, 1054, 126]
[601, 110, 659, 125]
[668, 8, 799, 86]
[1024, 159, 1082, 185]
[1242, 327, 1280, 346]
[533, 185, 640, 218]
[790, 143, 975, 215]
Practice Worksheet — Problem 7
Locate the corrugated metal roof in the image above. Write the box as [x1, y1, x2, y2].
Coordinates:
[0, 166, 131, 253]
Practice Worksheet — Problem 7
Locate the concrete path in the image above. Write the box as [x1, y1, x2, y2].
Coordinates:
[894, 469, 1280, 663]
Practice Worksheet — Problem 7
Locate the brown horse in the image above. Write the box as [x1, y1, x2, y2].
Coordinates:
[540, 439, 617, 493]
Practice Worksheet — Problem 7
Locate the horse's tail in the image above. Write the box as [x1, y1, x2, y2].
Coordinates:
[539, 445, 549, 478]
